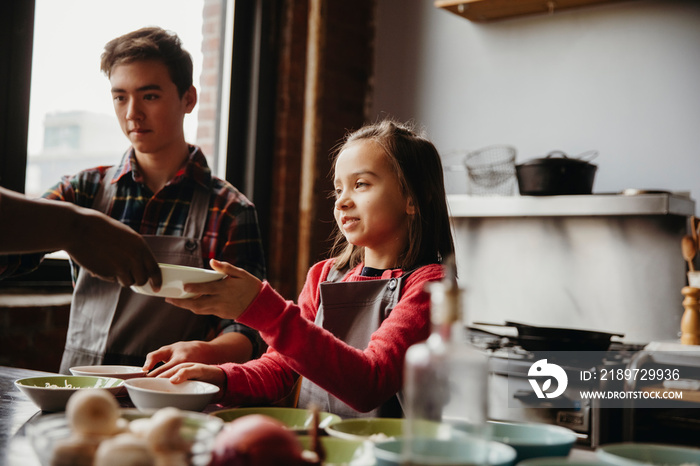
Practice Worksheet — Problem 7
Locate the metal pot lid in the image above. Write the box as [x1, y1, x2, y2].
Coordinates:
[517, 150, 598, 167]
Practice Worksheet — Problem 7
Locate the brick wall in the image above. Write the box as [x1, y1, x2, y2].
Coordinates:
[0, 293, 72, 372]
[196, 0, 224, 162]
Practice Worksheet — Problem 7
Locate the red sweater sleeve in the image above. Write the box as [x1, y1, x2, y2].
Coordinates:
[217, 260, 444, 412]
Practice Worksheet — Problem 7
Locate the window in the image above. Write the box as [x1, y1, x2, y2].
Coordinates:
[1, 0, 233, 287]
[25, 0, 231, 197]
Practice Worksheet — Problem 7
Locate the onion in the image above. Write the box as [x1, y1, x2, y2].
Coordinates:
[66, 389, 120, 436]
[209, 414, 310, 466]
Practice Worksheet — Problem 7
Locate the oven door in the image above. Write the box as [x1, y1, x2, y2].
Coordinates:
[488, 359, 590, 433]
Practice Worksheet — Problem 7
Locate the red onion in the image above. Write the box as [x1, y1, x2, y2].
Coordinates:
[209, 414, 309, 466]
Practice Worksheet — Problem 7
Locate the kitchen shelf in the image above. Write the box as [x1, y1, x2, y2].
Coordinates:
[435, 0, 630, 23]
[447, 193, 695, 218]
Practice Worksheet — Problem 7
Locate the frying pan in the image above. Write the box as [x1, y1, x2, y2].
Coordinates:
[470, 321, 624, 352]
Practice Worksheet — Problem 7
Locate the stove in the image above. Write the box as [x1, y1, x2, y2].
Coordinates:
[468, 328, 646, 448]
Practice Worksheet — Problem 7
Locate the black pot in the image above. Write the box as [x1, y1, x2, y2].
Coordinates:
[516, 150, 597, 196]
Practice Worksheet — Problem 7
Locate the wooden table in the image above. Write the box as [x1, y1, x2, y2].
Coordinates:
[1, 365, 602, 465]
[0, 366, 51, 466]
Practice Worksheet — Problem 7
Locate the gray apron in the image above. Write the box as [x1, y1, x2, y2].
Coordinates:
[59, 166, 217, 373]
[296, 268, 410, 418]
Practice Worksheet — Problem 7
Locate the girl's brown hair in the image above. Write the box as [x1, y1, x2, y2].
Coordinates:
[330, 119, 454, 271]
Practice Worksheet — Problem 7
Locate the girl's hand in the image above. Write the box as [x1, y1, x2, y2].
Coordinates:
[156, 362, 226, 392]
[165, 259, 263, 320]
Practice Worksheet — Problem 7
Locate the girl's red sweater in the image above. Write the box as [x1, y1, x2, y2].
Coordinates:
[217, 258, 444, 412]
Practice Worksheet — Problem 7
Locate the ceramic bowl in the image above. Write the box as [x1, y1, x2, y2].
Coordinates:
[69, 365, 148, 379]
[373, 437, 517, 466]
[124, 378, 219, 412]
[25, 407, 223, 466]
[326, 417, 454, 442]
[487, 421, 578, 462]
[211, 406, 341, 433]
[518, 458, 612, 465]
[130, 263, 226, 299]
[69, 366, 147, 397]
[297, 435, 371, 466]
[14, 376, 125, 412]
[597, 442, 700, 465]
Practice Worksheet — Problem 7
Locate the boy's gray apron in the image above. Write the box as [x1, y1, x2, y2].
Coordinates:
[297, 268, 411, 418]
[59, 165, 217, 373]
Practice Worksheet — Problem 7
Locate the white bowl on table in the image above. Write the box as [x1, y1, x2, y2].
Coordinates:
[125, 377, 220, 412]
[69, 365, 148, 379]
[130, 263, 226, 299]
[14, 375, 124, 412]
[69, 366, 147, 396]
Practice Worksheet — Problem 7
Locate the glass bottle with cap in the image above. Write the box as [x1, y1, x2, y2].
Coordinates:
[401, 257, 490, 464]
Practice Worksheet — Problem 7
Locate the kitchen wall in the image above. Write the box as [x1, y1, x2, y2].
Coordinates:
[370, 0, 700, 208]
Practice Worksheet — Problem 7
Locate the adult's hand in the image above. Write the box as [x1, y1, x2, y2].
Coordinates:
[0, 188, 161, 288]
[65, 207, 162, 289]
[165, 259, 262, 320]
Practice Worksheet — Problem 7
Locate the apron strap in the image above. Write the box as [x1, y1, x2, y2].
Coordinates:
[93, 163, 210, 242]
[182, 181, 211, 240]
[93, 165, 119, 213]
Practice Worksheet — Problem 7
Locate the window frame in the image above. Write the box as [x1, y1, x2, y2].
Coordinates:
[0, 1, 34, 194]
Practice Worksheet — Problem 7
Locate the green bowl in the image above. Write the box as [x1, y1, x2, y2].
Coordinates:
[326, 417, 454, 442]
[373, 437, 517, 466]
[297, 435, 370, 465]
[597, 443, 700, 465]
[487, 421, 577, 462]
[211, 407, 341, 432]
[14, 375, 125, 412]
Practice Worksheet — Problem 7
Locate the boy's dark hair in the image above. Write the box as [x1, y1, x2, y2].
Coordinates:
[330, 119, 455, 271]
[100, 27, 193, 97]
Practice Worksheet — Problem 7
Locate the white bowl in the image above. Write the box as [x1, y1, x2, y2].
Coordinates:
[130, 263, 226, 299]
[125, 378, 220, 412]
[14, 376, 125, 412]
[69, 365, 148, 379]
[25, 408, 223, 466]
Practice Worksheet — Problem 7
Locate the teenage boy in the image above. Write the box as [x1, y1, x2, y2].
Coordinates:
[1, 27, 266, 374]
